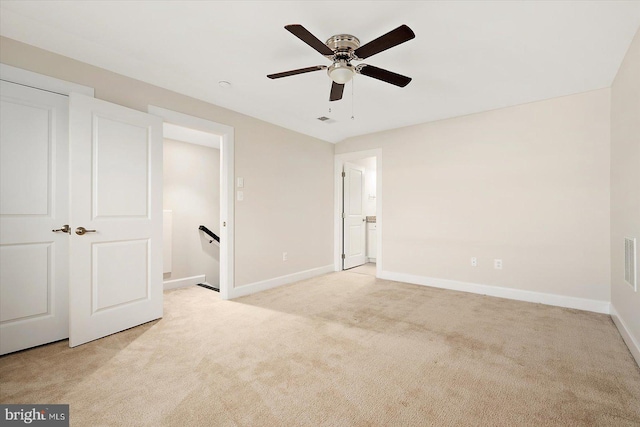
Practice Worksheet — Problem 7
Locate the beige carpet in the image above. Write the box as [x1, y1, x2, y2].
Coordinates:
[1, 271, 639, 426]
[347, 262, 377, 276]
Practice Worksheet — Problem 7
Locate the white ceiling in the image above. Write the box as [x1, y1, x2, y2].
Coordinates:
[1, 1, 639, 143]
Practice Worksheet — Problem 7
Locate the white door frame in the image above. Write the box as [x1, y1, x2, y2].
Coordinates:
[0, 64, 94, 98]
[148, 106, 235, 300]
[334, 149, 382, 277]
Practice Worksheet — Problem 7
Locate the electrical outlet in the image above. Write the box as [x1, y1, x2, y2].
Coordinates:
[494, 259, 503, 269]
[282, 252, 288, 261]
[471, 257, 477, 267]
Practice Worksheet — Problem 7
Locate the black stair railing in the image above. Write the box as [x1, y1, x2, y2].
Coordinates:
[198, 225, 220, 244]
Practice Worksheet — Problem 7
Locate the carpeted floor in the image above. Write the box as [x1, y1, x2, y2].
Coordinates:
[1, 271, 639, 426]
[346, 262, 377, 276]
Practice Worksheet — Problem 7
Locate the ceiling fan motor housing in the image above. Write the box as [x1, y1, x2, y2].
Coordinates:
[325, 34, 360, 83]
[325, 34, 361, 58]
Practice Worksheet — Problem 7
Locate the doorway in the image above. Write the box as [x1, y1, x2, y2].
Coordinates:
[148, 106, 235, 300]
[162, 125, 221, 292]
[334, 149, 382, 277]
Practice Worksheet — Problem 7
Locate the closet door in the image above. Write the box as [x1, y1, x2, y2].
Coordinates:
[68, 93, 163, 347]
[0, 81, 69, 355]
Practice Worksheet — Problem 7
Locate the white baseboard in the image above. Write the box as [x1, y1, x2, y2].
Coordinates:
[610, 304, 640, 367]
[163, 275, 206, 290]
[229, 264, 334, 299]
[379, 271, 610, 314]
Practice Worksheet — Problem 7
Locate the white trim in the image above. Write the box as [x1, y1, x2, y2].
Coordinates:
[0, 63, 94, 97]
[163, 123, 221, 149]
[148, 106, 233, 136]
[148, 106, 235, 300]
[219, 129, 235, 301]
[163, 275, 206, 290]
[379, 270, 611, 314]
[229, 265, 334, 299]
[334, 149, 383, 277]
[610, 304, 640, 367]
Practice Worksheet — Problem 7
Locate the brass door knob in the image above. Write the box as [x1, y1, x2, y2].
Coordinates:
[52, 224, 70, 234]
[75, 226, 97, 236]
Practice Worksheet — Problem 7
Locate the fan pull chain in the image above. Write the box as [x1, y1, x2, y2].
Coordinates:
[351, 78, 355, 120]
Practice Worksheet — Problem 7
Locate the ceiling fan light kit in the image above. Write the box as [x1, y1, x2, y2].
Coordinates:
[267, 24, 415, 101]
[328, 60, 355, 84]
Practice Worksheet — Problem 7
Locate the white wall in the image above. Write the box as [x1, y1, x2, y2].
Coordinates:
[336, 89, 611, 309]
[352, 156, 377, 217]
[0, 36, 335, 290]
[610, 28, 640, 364]
[163, 139, 220, 286]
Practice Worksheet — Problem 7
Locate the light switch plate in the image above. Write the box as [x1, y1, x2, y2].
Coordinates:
[237, 191, 244, 201]
[237, 177, 244, 188]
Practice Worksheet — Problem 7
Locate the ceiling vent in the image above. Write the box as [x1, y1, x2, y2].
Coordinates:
[625, 237, 637, 291]
[317, 116, 336, 124]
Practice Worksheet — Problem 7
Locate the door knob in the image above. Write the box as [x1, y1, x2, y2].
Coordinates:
[52, 224, 70, 234]
[75, 226, 97, 235]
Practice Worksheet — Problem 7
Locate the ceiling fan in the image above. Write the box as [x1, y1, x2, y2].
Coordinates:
[267, 24, 415, 101]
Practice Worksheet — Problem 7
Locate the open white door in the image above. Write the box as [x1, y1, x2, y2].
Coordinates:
[343, 162, 366, 270]
[68, 93, 163, 347]
[0, 81, 69, 355]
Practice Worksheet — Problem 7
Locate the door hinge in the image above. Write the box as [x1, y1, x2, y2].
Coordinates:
[342, 171, 346, 177]
[342, 212, 346, 219]
[342, 254, 346, 259]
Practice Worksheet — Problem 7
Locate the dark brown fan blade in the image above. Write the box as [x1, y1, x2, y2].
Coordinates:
[329, 82, 344, 101]
[354, 25, 415, 59]
[357, 64, 412, 87]
[267, 65, 326, 79]
[285, 24, 334, 56]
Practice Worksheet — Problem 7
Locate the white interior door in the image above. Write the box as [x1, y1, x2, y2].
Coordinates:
[68, 93, 163, 347]
[0, 81, 69, 355]
[343, 162, 366, 270]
